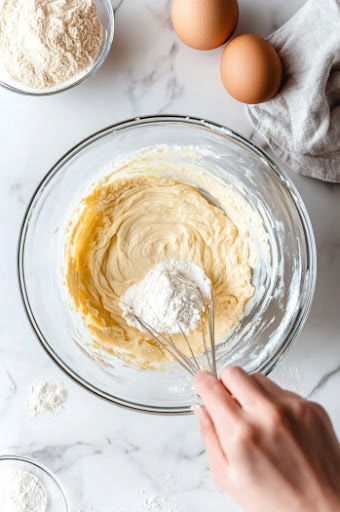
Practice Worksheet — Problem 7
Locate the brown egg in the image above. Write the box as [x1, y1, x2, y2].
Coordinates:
[171, 0, 239, 51]
[220, 34, 283, 104]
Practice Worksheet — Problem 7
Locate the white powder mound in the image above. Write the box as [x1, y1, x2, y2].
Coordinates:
[0, 468, 48, 512]
[0, 0, 103, 89]
[26, 381, 68, 418]
[119, 261, 211, 335]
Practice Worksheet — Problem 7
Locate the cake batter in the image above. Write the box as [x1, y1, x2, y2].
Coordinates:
[65, 151, 255, 368]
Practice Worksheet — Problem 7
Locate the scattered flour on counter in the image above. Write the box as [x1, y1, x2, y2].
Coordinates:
[141, 494, 179, 512]
[26, 381, 68, 418]
[118, 492, 181, 512]
[81, 481, 185, 512]
[0, 468, 48, 512]
[119, 261, 211, 335]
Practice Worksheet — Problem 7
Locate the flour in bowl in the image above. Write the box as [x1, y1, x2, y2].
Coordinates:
[0, 0, 103, 89]
[0, 468, 48, 512]
[119, 261, 211, 335]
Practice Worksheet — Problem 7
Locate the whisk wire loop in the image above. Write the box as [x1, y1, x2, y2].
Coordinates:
[131, 291, 216, 377]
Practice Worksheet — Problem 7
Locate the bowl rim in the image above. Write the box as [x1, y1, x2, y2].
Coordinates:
[0, 454, 70, 510]
[0, 0, 114, 96]
[17, 114, 317, 415]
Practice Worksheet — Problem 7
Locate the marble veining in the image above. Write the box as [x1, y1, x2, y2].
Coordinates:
[0, 1, 339, 511]
[308, 365, 340, 399]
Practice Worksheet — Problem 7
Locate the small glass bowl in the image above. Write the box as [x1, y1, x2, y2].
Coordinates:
[0, 0, 114, 96]
[0, 455, 70, 511]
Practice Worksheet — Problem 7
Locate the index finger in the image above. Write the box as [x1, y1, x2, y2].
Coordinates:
[221, 366, 271, 411]
[194, 371, 241, 440]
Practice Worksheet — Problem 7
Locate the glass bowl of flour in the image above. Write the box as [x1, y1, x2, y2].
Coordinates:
[18, 115, 316, 414]
[0, 455, 70, 512]
[0, 0, 114, 96]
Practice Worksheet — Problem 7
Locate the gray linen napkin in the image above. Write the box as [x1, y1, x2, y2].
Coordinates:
[248, 0, 340, 183]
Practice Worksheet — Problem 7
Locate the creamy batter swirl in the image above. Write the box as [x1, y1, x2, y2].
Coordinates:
[66, 174, 254, 368]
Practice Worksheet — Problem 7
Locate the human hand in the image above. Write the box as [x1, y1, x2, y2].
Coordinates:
[194, 367, 340, 512]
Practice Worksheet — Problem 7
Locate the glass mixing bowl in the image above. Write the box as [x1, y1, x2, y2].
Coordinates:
[18, 115, 316, 414]
[0, 0, 114, 96]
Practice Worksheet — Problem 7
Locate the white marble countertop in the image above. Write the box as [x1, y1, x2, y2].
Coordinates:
[0, 1, 339, 511]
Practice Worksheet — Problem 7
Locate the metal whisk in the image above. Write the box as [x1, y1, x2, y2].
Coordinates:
[131, 291, 217, 377]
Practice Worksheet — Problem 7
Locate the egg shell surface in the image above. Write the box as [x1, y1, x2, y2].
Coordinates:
[172, 0, 239, 50]
[220, 33, 283, 104]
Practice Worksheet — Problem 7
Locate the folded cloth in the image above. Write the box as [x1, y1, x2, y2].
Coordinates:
[248, 0, 340, 183]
